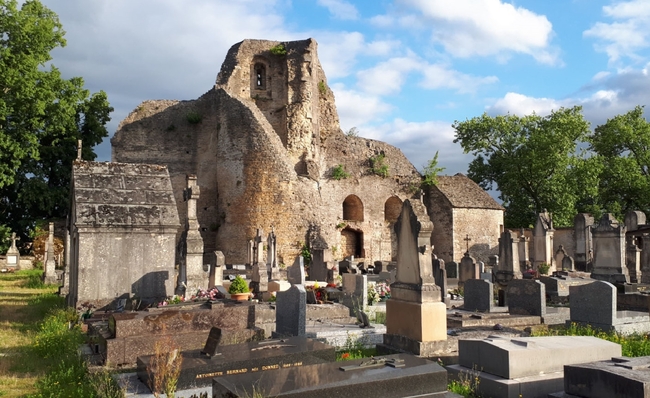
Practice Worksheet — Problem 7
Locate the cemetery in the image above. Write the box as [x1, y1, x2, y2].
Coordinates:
[7, 36, 650, 398]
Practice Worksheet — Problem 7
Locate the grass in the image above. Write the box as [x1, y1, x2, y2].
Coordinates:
[336, 333, 377, 361]
[0, 269, 124, 397]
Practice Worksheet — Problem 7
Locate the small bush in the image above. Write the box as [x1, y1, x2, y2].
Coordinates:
[229, 275, 250, 294]
[148, 337, 183, 398]
[369, 154, 389, 178]
[331, 164, 350, 180]
[186, 111, 202, 124]
[422, 151, 445, 187]
[538, 262, 551, 275]
[318, 80, 327, 95]
[269, 43, 287, 56]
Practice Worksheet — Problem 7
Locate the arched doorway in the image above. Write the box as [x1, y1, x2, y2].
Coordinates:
[342, 194, 364, 221]
[341, 227, 364, 258]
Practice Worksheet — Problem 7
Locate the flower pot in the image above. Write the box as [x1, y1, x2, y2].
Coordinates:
[231, 293, 250, 301]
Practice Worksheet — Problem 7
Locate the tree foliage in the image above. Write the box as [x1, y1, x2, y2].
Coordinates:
[422, 151, 445, 187]
[0, 0, 113, 244]
[453, 106, 592, 227]
[589, 106, 650, 218]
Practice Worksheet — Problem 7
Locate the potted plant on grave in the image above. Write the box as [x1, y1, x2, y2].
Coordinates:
[228, 276, 250, 301]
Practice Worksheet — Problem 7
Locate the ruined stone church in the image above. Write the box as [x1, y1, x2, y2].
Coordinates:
[111, 38, 503, 267]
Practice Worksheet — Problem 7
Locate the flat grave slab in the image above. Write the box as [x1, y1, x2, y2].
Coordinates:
[447, 311, 540, 328]
[137, 337, 335, 391]
[212, 353, 462, 398]
[562, 356, 650, 398]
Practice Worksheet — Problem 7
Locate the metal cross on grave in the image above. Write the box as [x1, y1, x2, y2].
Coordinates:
[464, 234, 471, 254]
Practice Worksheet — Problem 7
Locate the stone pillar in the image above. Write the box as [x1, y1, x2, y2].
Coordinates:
[384, 200, 447, 356]
[625, 211, 646, 283]
[43, 222, 58, 284]
[573, 213, 594, 272]
[533, 211, 555, 272]
[498, 230, 521, 278]
[518, 228, 530, 270]
[641, 234, 650, 284]
[184, 175, 207, 294]
[267, 229, 280, 280]
[5, 232, 20, 270]
[591, 214, 629, 284]
[247, 239, 254, 266]
[213, 251, 225, 287]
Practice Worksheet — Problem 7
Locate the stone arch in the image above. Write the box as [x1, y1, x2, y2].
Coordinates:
[341, 227, 364, 258]
[384, 196, 402, 223]
[343, 195, 364, 222]
[250, 57, 270, 96]
[254, 63, 266, 90]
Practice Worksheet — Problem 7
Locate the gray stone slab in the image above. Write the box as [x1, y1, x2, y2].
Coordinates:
[570, 280, 616, 325]
[507, 279, 546, 316]
[564, 356, 650, 398]
[275, 284, 306, 337]
[463, 279, 494, 312]
[458, 336, 621, 380]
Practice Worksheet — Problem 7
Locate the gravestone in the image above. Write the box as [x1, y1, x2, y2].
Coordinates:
[561, 356, 650, 398]
[533, 210, 555, 272]
[212, 353, 451, 398]
[591, 213, 629, 284]
[506, 279, 546, 316]
[625, 211, 645, 283]
[4, 232, 19, 270]
[43, 222, 58, 284]
[574, 213, 594, 272]
[377, 270, 395, 284]
[463, 279, 494, 312]
[642, 234, 650, 284]
[213, 251, 225, 287]
[458, 252, 479, 286]
[275, 284, 306, 337]
[447, 336, 621, 398]
[384, 199, 447, 357]
[562, 254, 575, 272]
[309, 227, 329, 281]
[445, 261, 458, 279]
[251, 262, 268, 293]
[338, 259, 357, 274]
[201, 327, 223, 358]
[287, 257, 305, 285]
[247, 239, 254, 266]
[518, 228, 530, 270]
[498, 230, 521, 279]
[341, 274, 367, 313]
[138, 336, 335, 391]
[184, 174, 207, 294]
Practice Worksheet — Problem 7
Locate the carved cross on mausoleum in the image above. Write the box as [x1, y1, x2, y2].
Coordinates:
[464, 234, 472, 254]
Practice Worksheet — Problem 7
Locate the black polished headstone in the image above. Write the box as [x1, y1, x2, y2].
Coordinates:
[201, 327, 222, 358]
[137, 337, 335, 391]
[212, 354, 453, 398]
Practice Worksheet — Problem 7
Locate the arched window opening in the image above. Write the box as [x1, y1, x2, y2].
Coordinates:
[342, 194, 364, 222]
[384, 196, 402, 223]
[254, 63, 266, 90]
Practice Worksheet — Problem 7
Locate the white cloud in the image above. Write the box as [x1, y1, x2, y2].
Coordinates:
[317, 0, 359, 20]
[489, 92, 564, 116]
[363, 119, 470, 175]
[317, 32, 366, 79]
[421, 64, 498, 93]
[584, 0, 650, 65]
[394, 0, 558, 64]
[331, 83, 393, 129]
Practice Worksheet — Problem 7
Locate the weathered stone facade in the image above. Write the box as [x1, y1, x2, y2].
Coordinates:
[425, 174, 504, 263]
[111, 38, 502, 267]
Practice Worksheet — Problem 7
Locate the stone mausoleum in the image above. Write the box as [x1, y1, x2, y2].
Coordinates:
[109, 38, 503, 270]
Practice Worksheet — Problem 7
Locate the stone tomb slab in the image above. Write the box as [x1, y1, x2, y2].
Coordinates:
[447, 311, 540, 328]
[137, 337, 335, 391]
[448, 336, 621, 398]
[561, 356, 650, 398]
[212, 353, 461, 398]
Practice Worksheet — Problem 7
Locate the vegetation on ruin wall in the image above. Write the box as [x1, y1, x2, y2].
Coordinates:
[532, 323, 650, 357]
[0, 270, 123, 398]
[0, 0, 113, 247]
[454, 105, 650, 228]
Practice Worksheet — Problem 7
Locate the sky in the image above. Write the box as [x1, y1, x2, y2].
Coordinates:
[36, 0, 650, 176]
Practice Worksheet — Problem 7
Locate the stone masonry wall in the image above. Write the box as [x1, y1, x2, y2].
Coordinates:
[452, 208, 503, 264]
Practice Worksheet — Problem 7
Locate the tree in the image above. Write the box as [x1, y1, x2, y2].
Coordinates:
[589, 106, 650, 219]
[0, 0, 113, 243]
[422, 151, 445, 187]
[453, 106, 592, 227]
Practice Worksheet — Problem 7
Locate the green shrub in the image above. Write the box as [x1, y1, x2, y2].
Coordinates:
[269, 43, 287, 56]
[422, 151, 445, 187]
[369, 154, 389, 177]
[229, 275, 250, 294]
[331, 164, 350, 180]
[318, 80, 327, 95]
[538, 262, 551, 275]
[186, 111, 202, 124]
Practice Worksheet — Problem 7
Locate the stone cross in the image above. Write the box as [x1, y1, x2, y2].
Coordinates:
[43, 222, 57, 284]
[266, 227, 276, 268]
[247, 239, 254, 265]
[7, 232, 19, 251]
[5, 232, 20, 268]
[183, 175, 206, 293]
[464, 234, 472, 254]
[254, 228, 264, 264]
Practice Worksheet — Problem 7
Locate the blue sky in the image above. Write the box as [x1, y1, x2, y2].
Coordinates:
[39, 0, 650, 175]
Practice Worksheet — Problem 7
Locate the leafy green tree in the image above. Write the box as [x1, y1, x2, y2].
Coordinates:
[0, 0, 113, 243]
[453, 106, 591, 227]
[422, 151, 445, 187]
[589, 106, 650, 219]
